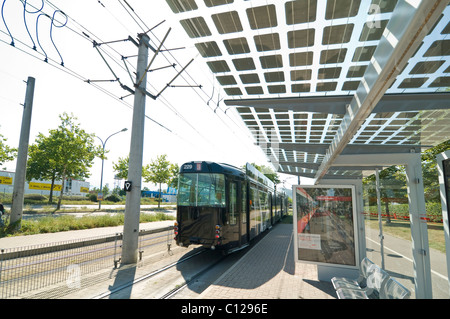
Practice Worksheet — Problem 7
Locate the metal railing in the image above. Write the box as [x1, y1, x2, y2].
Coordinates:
[0, 226, 173, 299]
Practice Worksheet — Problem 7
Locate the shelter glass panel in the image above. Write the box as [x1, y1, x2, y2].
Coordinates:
[444, 159, 450, 218]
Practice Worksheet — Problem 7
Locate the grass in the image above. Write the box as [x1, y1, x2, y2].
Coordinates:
[365, 217, 446, 253]
[0, 211, 175, 238]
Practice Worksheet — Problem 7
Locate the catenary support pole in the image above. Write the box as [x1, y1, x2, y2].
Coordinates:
[121, 34, 149, 265]
[10, 77, 35, 229]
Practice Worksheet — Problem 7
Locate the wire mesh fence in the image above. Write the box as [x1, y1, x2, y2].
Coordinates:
[0, 226, 173, 299]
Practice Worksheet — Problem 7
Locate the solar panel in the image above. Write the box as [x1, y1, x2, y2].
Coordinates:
[166, 0, 450, 180]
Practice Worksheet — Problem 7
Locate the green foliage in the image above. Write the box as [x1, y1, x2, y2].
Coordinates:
[3, 212, 175, 237]
[113, 154, 178, 207]
[143, 154, 178, 208]
[105, 193, 121, 203]
[26, 113, 102, 208]
[246, 163, 280, 184]
[363, 139, 450, 204]
[365, 202, 443, 222]
[88, 193, 98, 202]
[143, 154, 173, 185]
[112, 156, 147, 179]
[113, 156, 129, 180]
[24, 194, 48, 201]
[0, 128, 17, 167]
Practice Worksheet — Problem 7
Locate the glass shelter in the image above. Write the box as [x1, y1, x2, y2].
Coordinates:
[166, 0, 450, 298]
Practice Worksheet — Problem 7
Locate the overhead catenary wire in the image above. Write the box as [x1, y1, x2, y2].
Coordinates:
[0, 28, 174, 134]
[41, 1, 206, 140]
[98, 0, 248, 147]
[6, 0, 256, 152]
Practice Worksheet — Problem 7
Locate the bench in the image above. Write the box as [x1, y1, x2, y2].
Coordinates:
[331, 257, 374, 291]
[379, 277, 411, 299]
[332, 260, 411, 299]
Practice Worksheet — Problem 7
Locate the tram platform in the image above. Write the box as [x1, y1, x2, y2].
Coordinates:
[199, 223, 336, 299]
[0, 220, 336, 299]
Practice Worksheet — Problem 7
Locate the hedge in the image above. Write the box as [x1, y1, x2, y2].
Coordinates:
[364, 202, 443, 222]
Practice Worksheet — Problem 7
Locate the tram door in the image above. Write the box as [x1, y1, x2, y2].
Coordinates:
[227, 181, 240, 247]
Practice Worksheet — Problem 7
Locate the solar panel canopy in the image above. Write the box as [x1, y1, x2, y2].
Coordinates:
[166, 0, 450, 181]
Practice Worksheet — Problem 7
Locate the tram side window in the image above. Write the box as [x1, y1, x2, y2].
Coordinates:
[242, 183, 247, 224]
[250, 185, 260, 217]
[229, 182, 237, 225]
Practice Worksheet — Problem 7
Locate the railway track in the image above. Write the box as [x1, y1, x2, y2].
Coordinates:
[158, 251, 229, 299]
[94, 247, 232, 299]
[92, 248, 211, 299]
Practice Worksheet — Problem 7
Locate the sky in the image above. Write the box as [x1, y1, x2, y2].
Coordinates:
[0, 0, 300, 191]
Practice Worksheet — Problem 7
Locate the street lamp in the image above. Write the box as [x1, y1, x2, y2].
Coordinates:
[96, 128, 128, 209]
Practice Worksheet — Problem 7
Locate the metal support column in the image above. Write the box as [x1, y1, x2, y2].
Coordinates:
[334, 152, 435, 298]
[375, 169, 385, 270]
[121, 34, 149, 265]
[405, 153, 433, 299]
[436, 150, 450, 296]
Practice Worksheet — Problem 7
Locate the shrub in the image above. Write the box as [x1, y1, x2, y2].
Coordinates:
[105, 194, 122, 203]
[24, 194, 48, 201]
[365, 202, 443, 222]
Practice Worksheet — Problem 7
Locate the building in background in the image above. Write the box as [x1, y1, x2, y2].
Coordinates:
[0, 170, 90, 197]
[141, 187, 177, 203]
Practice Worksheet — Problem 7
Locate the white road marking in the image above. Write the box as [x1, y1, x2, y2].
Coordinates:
[366, 237, 448, 281]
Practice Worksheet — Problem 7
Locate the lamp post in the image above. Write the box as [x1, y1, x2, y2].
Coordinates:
[96, 128, 128, 209]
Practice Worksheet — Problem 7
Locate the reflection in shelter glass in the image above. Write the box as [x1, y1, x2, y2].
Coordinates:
[296, 187, 356, 266]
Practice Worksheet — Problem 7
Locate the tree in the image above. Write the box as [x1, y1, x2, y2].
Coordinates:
[113, 156, 129, 180]
[26, 113, 102, 209]
[0, 129, 17, 168]
[112, 155, 147, 179]
[362, 139, 450, 213]
[27, 133, 61, 202]
[420, 139, 450, 202]
[143, 154, 177, 208]
[168, 163, 180, 189]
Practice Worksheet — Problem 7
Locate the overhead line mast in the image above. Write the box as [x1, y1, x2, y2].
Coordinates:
[89, 23, 201, 264]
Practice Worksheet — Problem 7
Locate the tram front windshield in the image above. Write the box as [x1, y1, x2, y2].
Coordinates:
[178, 173, 226, 207]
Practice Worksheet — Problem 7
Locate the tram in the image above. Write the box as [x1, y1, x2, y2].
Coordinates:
[174, 161, 287, 253]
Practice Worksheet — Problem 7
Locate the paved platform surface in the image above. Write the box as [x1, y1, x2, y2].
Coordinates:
[0, 221, 336, 299]
[199, 223, 336, 299]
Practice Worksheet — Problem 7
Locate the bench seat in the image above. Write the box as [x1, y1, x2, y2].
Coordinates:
[331, 257, 374, 290]
[335, 264, 390, 299]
